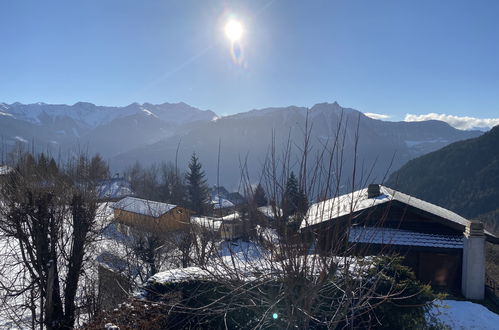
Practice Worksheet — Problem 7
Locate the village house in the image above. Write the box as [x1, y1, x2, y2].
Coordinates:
[112, 196, 191, 235]
[211, 195, 236, 217]
[210, 186, 246, 206]
[191, 212, 245, 240]
[300, 184, 499, 300]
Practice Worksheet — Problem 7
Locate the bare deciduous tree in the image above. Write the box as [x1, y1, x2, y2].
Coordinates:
[0, 153, 101, 329]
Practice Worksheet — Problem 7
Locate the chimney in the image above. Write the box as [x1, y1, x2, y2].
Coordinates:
[367, 184, 381, 198]
[462, 221, 485, 300]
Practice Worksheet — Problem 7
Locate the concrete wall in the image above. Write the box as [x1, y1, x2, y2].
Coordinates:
[462, 221, 485, 300]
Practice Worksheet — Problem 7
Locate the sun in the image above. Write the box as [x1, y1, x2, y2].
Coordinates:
[225, 19, 243, 42]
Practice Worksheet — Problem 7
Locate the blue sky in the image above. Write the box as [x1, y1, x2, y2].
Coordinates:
[1, 0, 498, 122]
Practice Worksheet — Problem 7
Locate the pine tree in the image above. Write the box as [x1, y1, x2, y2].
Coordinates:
[186, 153, 210, 214]
[88, 153, 110, 180]
[253, 183, 268, 207]
[38, 153, 48, 171]
[283, 172, 299, 217]
[47, 158, 59, 176]
[282, 172, 309, 217]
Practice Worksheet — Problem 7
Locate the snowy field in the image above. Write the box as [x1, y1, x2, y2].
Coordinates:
[429, 300, 499, 329]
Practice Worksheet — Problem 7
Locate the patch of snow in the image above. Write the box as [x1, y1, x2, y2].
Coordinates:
[14, 136, 28, 143]
[148, 266, 211, 284]
[0, 111, 13, 117]
[0, 165, 14, 175]
[218, 240, 263, 261]
[140, 107, 158, 118]
[428, 300, 499, 329]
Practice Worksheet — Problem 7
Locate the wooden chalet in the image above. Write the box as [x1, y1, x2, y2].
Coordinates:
[112, 196, 191, 235]
[300, 184, 499, 299]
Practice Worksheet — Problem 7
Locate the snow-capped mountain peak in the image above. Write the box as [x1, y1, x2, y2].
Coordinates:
[0, 101, 217, 129]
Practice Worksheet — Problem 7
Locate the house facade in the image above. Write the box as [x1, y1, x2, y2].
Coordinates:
[300, 184, 499, 299]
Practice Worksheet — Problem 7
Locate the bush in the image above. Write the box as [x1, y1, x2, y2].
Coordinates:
[368, 256, 443, 329]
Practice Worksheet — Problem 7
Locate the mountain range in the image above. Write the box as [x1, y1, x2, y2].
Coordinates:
[0, 101, 481, 189]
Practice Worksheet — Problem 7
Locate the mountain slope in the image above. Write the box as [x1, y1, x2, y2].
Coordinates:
[0, 101, 482, 190]
[387, 125, 499, 232]
[112, 102, 481, 188]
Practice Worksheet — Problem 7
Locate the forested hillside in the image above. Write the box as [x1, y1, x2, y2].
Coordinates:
[387, 125, 499, 233]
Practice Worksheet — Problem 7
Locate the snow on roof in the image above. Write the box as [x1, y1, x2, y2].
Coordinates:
[349, 226, 463, 249]
[257, 205, 283, 219]
[112, 196, 177, 218]
[212, 195, 235, 209]
[221, 212, 240, 221]
[0, 165, 13, 175]
[191, 212, 241, 231]
[191, 216, 223, 231]
[300, 185, 471, 231]
[96, 178, 134, 200]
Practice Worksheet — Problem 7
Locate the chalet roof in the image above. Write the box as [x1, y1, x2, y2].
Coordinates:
[191, 216, 223, 231]
[300, 185, 498, 242]
[349, 226, 463, 249]
[191, 212, 241, 231]
[96, 178, 134, 200]
[112, 196, 177, 218]
[212, 195, 235, 209]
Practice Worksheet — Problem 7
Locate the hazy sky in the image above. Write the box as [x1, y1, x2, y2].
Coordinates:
[1, 0, 498, 121]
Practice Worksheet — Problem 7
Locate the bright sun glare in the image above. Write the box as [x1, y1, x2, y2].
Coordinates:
[225, 20, 243, 42]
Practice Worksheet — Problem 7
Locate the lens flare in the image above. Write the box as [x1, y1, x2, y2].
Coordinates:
[225, 20, 243, 42]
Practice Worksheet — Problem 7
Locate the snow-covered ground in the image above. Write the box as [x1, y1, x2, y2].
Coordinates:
[428, 300, 499, 329]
